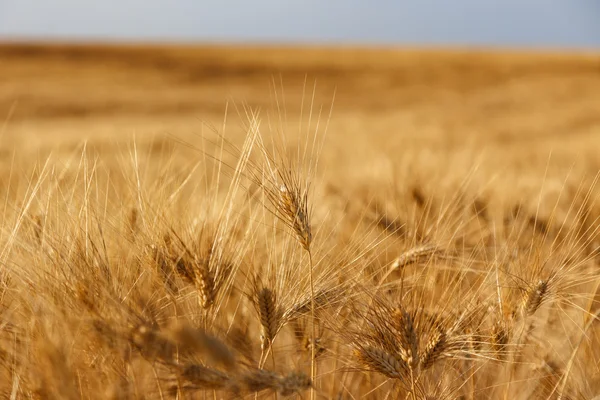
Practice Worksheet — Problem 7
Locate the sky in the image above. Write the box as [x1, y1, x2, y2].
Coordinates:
[0, 1, 599, 48]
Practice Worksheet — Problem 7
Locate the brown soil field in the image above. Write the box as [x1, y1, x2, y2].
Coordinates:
[1, 42, 600, 399]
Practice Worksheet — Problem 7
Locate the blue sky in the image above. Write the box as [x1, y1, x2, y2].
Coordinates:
[0, 1, 599, 48]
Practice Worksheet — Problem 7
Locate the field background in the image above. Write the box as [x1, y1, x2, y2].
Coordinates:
[3, 43, 600, 172]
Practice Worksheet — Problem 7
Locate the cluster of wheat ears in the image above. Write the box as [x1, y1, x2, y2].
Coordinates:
[1, 104, 600, 400]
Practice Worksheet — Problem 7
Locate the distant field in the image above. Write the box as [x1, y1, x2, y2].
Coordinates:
[2, 43, 600, 171]
[1, 43, 600, 399]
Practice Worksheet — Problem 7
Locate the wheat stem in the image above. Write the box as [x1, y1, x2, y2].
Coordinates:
[308, 250, 316, 400]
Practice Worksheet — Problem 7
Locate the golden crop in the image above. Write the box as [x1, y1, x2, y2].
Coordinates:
[1, 43, 600, 399]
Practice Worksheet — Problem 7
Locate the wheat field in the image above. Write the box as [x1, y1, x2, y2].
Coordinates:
[2, 43, 600, 399]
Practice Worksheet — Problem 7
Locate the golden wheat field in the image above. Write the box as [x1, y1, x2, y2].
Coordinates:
[2, 43, 600, 399]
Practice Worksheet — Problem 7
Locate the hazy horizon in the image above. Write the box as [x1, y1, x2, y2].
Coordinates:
[1, 1, 599, 49]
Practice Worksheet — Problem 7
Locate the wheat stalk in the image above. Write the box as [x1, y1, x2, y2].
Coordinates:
[355, 346, 409, 381]
[419, 329, 448, 371]
[522, 279, 548, 316]
[390, 244, 442, 270]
